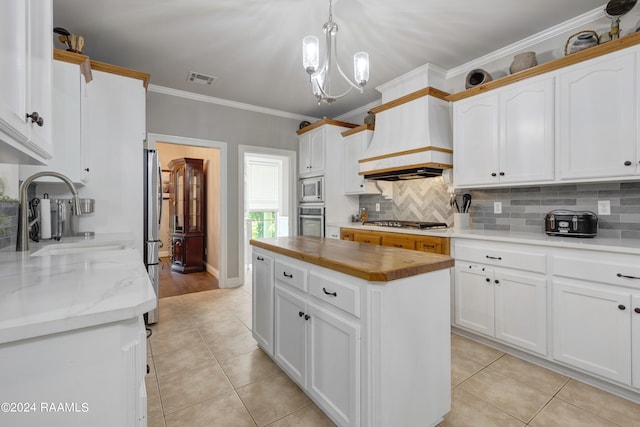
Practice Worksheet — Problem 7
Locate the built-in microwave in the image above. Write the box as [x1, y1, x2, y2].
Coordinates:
[300, 176, 324, 203]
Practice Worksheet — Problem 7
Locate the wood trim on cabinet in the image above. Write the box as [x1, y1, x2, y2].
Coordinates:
[358, 146, 453, 163]
[341, 124, 375, 137]
[370, 87, 451, 114]
[296, 118, 359, 135]
[53, 48, 150, 88]
[90, 60, 151, 88]
[447, 31, 640, 102]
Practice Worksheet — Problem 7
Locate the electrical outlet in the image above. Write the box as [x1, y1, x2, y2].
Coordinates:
[494, 202, 502, 214]
[598, 200, 611, 216]
[375, 203, 380, 212]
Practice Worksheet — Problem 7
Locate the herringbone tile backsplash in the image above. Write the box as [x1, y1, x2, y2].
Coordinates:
[359, 177, 455, 226]
[359, 179, 640, 238]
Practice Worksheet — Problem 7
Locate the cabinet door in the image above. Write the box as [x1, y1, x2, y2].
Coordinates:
[306, 302, 360, 427]
[309, 128, 325, 174]
[633, 294, 640, 389]
[252, 252, 274, 356]
[20, 60, 88, 183]
[453, 92, 500, 187]
[558, 52, 637, 180]
[553, 280, 631, 384]
[500, 76, 555, 184]
[26, 0, 53, 153]
[494, 270, 547, 355]
[344, 134, 366, 193]
[274, 285, 307, 386]
[340, 230, 354, 241]
[0, 0, 28, 137]
[171, 237, 184, 266]
[298, 132, 311, 174]
[454, 264, 494, 336]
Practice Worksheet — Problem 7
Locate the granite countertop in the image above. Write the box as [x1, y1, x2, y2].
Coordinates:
[250, 236, 454, 282]
[0, 233, 156, 344]
[336, 223, 640, 255]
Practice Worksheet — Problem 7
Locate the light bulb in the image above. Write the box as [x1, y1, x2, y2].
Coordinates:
[302, 36, 319, 74]
[354, 52, 369, 86]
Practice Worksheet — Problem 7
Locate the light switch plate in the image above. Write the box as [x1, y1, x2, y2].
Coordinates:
[598, 200, 611, 215]
[375, 203, 380, 212]
[494, 202, 502, 214]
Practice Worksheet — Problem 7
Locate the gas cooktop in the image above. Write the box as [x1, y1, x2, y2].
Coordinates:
[363, 220, 448, 230]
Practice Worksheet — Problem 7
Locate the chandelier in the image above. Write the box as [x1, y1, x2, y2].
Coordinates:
[302, 0, 369, 104]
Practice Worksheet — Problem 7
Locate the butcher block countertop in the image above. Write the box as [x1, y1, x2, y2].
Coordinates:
[250, 236, 454, 282]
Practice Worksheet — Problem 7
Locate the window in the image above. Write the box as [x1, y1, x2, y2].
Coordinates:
[249, 211, 277, 239]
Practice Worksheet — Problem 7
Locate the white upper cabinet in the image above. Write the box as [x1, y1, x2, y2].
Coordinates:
[453, 75, 554, 188]
[343, 127, 380, 195]
[0, 0, 53, 164]
[558, 50, 637, 180]
[298, 127, 325, 176]
[20, 59, 89, 184]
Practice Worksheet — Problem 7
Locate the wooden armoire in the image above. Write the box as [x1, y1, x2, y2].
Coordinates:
[168, 157, 205, 273]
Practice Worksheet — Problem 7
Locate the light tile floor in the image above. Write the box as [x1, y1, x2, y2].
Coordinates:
[146, 286, 640, 427]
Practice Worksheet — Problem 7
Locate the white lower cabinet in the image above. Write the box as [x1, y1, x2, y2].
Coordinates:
[455, 262, 547, 355]
[453, 240, 547, 356]
[553, 279, 632, 384]
[551, 250, 640, 388]
[252, 251, 274, 356]
[275, 282, 360, 427]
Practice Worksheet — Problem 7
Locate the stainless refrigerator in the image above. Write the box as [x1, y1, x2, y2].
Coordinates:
[144, 148, 162, 324]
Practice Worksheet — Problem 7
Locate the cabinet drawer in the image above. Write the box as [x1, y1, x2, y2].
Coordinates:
[415, 236, 445, 254]
[340, 230, 355, 241]
[309, 272, 360, 318]
[275, 260, 308, 292]
[454, 241, 546, 273]
[552, 253, 640, 289]
[382, 236, 416, 250]
[354, 233, 381, 245]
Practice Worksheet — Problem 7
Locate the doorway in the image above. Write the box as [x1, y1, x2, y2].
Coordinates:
[239, 146, 296, 286]
[148, 133, 227, 297]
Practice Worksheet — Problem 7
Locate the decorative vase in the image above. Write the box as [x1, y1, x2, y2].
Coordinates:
[465, 69, 493, 89]
[510, 52, 538, 74]
[565, 31, 599, 55]
[364, 111, 375, 126]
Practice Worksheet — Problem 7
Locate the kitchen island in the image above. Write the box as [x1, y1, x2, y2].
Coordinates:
[0, 234, 156, 427]
[250, 236, 455, 427]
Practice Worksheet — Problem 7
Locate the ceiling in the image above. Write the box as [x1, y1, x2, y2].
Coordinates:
[52, 0, 608, 119]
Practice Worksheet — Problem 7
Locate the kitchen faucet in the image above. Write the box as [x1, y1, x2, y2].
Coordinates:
[16, 171, 83, 251]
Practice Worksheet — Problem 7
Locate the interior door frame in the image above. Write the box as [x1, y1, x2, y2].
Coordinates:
[239, 145, 297, 282]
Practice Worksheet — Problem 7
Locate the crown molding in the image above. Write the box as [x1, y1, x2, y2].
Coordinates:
[148, 84, 318, 122]
[335, 99, 381, 121]
[446, 6, 605, 79]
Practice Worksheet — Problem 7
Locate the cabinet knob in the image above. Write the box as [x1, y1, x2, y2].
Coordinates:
[304, 314, 310, 320]
[499, 172, 505, 176]
[624, 160, 632, 166]
[618, 304, 626, 311]
[256, 256, 264, 261]
[360, 184, 364, 187]
[26, 112, 44, 126]
[485, 277, 490, 282]
[491, 172, 497, 177]
[634, 308, 640, 314]
[494, 279, 500, 285]
[84, 168, 90, 172]
[299, 311, 304, 317]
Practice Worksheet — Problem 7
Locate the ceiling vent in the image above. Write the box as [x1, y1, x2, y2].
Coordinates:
[186, 71, 216, 86]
